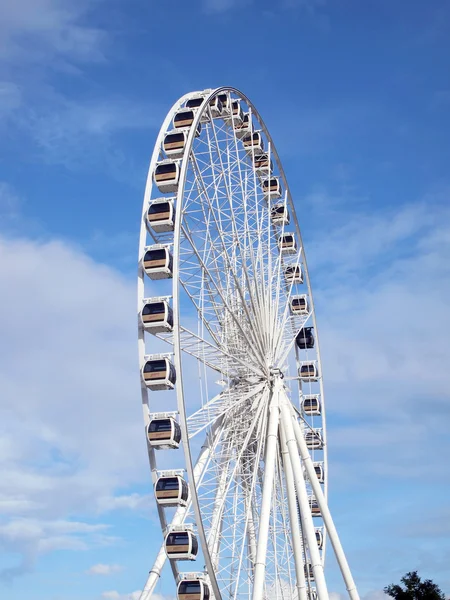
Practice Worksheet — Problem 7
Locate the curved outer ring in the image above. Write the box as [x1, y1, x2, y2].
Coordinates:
[138, 86, 328, 597]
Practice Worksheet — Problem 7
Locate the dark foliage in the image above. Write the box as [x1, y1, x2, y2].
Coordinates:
[384, 571, 446, 600]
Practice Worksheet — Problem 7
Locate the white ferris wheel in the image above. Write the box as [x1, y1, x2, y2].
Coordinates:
[137, 87, 360, 600]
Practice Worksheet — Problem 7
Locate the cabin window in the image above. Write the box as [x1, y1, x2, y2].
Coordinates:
[156, 477, 179, 491]
[149, 420, 171, 433]
[144, 249, 166, 262]
[143, 302, 165, 316]
[149, 203, 170, 216]
[168, 533, 189, 546]
[186, 97, 204, 109]
[144, 360, 166, 373]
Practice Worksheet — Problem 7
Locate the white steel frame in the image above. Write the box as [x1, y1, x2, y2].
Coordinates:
[137, 87, 359, 600]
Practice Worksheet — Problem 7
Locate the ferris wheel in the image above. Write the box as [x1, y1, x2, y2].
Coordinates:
[137, 87, 359, 600]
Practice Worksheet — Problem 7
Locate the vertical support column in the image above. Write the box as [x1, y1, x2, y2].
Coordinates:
[280, 426, 308, 600]
[289, 407, 360, 600]
[252, 382, 281, 600]
[279, 395, 329, 600]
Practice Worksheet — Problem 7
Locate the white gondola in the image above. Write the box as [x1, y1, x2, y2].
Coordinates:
[286, 266, 304, 285]
[217, 93, 231, 116]
[296, 326, 314, 349]
[234, 112, 252, 139]
[147, 413, 181, 449]
[141, 298, 173, 333]
[142, 356, 176, 390]
[270, 203, 289, 225]
[186, 96, 211, 123]
[173, 110, 202, 133]
[242, 131, 264, 154]
[313, 461, 324, 483]
[309, 496, 321, 517]
[177, 573, 210, 600]
[165, 525, 198, 560]
[315, 528, 324, 549]
[163, 130, 188, 158]
[302, 394, 321, 416]
[224, 99, 244, 126]
[262, 177, 282, 200]
[147, 198, 175, 232]
[305, 428, 324, 450]
[290, 295, 307, 315]
[253, 152, 273, 176]
[304, 563, 315, 580]
[209, 96, 223, 118]
[299, 361, 319, 381]
[142, 245, 173, 279]
[155, 473, 189, 507]
[154, 160, 181, 193]
[278, 233, 297, 254]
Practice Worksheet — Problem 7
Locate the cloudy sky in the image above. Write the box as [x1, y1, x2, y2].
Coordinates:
[1, 0, 449, 599]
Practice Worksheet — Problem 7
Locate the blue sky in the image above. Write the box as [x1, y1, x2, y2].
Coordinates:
[1, 1, 450, 599]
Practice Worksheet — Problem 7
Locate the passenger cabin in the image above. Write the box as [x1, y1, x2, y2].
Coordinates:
[142, 357, 176, 390]
[173, 110, 202, 132]
[165, 527, 198, 560]
[225, 99, 244, 126]
[141, 299, 173, 333]
[253, 153, 273, 176]
[209, 96, 223, 118]
[302, 395, 321, 416]
[186, 96, 210, 123]
[278, 233, 297, 254]
[304, 563, 315, 580]
[305, 428, 324, 450]
[234, 112, 252, 139]
[299, 362, 319, 381]
[142, 246, 173, 280]
[155, 474, 189, 507]
[271, 204, 290, 226]
[147, 198, 175, 233]
[313, 462, 324, 483]
[177, 575, 210, 600]
[296, 327, 315, 350]
[286, 266, 304, 285]
[315, 528, 323, 549]
[262, 177, 282, 200]
[154, 160, 180, 193]
[147, 415, 181, 449]
[242, 131, 264, 155]
[291, 295, 308, 314]
[309, 496, 321, 517]
[217, 93, 231, 116]
[163, 130, 188, 159]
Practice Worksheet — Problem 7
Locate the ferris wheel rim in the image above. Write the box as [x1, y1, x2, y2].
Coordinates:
[137, 86, 329, 599]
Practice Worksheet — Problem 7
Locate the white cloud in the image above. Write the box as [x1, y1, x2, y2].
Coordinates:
[101, 592, 142, 600]
[0, 233, 155, 578]
[88, 563, 123, 576]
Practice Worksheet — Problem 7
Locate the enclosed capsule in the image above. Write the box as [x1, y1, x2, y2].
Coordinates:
[142, 245, 173, 280]
[217, 93, 231, 116]
[299, 362, 319, 381]
[315, 528, 324, 549]
[177, 574, 210, 600]
[253, 153, 273, 176]
[262, 177, 282, 200]
[186, 96, 211, 123]
[286, 266, 304, 286]
[165, 526, 198, 560]
[142, 357, 176, 390]
[278, 233, 297, 254]
[163, 130, 188, 159]
[173, 109, 202, 131]
[271, 203, 290, 226]
[154, 160, 180, 193]
[155, 474, 189, 507]
[291, 295, 308, 315]
[313, 462, 324, 483]
[147, 415, 181, 449]
[242, 131, 264, 155]
[305, 428, 324, 450]
[141, 298, 173, 333]
[209, 96, 223, 118]
[224, 99, 244, 126]
[296, 326, 314, 350]
[147, 198, 175, 233]
[304, 563, 315, 580]
[309, 496, 321, 517]
[234, 112, 252, 139]
[301, 394, 321, 416]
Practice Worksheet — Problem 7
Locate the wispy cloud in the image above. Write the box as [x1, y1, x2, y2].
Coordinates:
[88, 563, 123, 576]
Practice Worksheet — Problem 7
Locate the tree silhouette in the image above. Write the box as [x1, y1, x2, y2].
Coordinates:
[384, 571, 445, 600]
